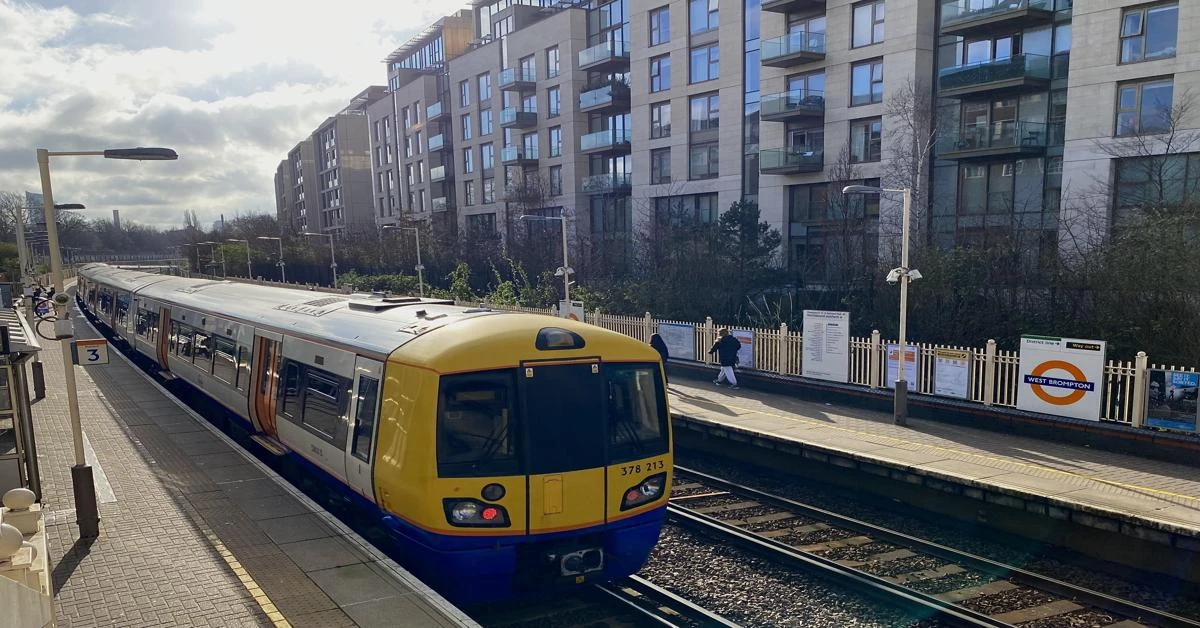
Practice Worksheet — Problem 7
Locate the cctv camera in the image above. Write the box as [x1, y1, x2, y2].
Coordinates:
[885, 268, 902, 284]
[53, 293, 70, 305]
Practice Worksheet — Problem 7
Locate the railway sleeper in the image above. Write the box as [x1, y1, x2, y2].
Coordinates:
[991, 599, 1084, 624]
[885, 564, 967, 585]
[836, 548, 918, 569]
[692, 500, 761, 515]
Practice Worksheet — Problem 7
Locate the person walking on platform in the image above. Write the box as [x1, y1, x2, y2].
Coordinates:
[709, 328, 741, 389]
[649, 333, 670, 383]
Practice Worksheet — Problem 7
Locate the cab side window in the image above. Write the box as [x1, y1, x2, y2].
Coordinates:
[351, 376, 380, 462]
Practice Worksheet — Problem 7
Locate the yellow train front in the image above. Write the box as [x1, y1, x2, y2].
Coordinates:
[376, 314, 672, 605]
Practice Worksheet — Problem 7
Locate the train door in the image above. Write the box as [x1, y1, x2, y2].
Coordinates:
[156, 308, 171, 367]
[344, 356, 383, 499]
[250, 334, 282, 438]
[520, 359, 608, 534]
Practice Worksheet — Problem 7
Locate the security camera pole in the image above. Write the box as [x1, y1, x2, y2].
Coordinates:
[842, 184, 918, 426]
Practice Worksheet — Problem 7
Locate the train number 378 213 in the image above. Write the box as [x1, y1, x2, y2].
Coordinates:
[620, 459, 665, 476]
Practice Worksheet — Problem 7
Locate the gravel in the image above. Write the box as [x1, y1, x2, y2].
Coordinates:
[744, 515, 815, 533]
[1020, 609, 1118, 627]
[907, 572, 998, 596]
[960, 587, 1058, 615]
[642, 527, 942, 627]
[777, 526, 859, 546]
[674, 453, 1200, 620]
[860, 556, 950, 579]
[818, 542, 903, 561]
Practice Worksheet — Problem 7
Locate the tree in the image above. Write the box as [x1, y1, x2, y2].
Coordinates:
[881, 76, 939, 256]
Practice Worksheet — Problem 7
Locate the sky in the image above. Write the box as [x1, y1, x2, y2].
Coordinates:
[0, 0, 469, 230]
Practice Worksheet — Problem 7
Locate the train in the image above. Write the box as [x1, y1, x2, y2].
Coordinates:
[75, 263, 672, 605]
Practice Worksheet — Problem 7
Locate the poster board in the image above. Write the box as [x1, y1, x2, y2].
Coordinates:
[731, 329, 754, 369]
[558, 300, 584, 321]
[1016, 336, 1107, 421]
[885, 344, 920, 390]
[1145, 369, 1199, 432]
[801, 310, 850, 383]
[933, 348, 971, 399]
[657, 322, 695, 361]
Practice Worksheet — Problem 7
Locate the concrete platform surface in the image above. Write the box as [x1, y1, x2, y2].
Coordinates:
[31, 304, 478, 627]
[668, 375, 1200, 538]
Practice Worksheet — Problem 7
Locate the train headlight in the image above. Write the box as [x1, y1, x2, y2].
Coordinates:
[443, 498, 511, 527]
[620, 472, 668, 511]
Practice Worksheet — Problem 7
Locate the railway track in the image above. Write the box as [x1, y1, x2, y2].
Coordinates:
[670, 465, 1200, 628]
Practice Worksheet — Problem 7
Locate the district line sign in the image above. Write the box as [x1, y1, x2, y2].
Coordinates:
[1017, 335, 1106, 421]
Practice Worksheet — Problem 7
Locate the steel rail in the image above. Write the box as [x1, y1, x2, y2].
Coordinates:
[595, 575, 744, 627]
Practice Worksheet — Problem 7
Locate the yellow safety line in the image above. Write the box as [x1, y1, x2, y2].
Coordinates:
[672, 392, 1200, 504]
[202, 530, 291, 627]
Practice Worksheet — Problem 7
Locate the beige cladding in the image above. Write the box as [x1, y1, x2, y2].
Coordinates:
[380, 74, 442, 222]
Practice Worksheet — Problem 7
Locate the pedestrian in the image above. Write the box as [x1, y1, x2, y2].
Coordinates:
[649, 333, 670, 383]
[708, 328, 741, 389]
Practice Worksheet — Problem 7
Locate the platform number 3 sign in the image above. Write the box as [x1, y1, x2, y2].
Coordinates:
[72, 339, 110, 366]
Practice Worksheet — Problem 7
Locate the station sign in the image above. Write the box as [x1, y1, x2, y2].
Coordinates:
[71, 339, 110, 366]
[1016, 336, 1106, 421]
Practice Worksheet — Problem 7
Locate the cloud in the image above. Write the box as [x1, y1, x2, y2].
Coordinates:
[0, 0, 467, 230]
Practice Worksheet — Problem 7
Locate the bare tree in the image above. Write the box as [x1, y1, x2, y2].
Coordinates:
[881, 76, 940, 257]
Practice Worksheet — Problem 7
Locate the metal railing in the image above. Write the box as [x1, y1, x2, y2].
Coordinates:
[425, 100, 446, 119]
[761, 89, 825, 118]
[428, 133, 445, 152]
[761, 31, 826, 62]
[579, 39, 629, 67]
[581, 173, 633, 194]
[498, 67, 537, 88]
[580, 82, 630, 109]
[580, 129, 632, 152]
[429, 165, 446, 181]
[500, 107, 537, 125]
[938, 53, 1051, 92]
[937, 120, 1052, 155]
[760, 147, 824, 172]
[500, 145, 539, 162]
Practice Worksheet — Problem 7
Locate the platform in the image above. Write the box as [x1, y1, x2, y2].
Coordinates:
[30, 303, 479, 627]
[667, 373, 1200, 576]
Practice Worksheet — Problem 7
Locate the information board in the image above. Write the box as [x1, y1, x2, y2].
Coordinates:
[885, 344, 920, 390]
[558, 300, 584, 321]
[657, 322, 695, 361]
[731, 329, 754, 369]
[1016, 336, 1106, 421]
[1145, 369, 1199, 432]
[801, 310, 850, 383]
[933, 348, 971, 399]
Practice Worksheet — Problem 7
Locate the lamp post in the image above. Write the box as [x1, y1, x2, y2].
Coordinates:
[226, 239, 252, 278]
[36, 145, 177, 539]
[382, 225, 424, 298]
[303, 232, 337, 289]
[197, 241, 221, 276]
[841, 184, 920, 426]
[519, 213, 572, 306]
[256, 236, 286, 283]
[18, 202, 82, 401]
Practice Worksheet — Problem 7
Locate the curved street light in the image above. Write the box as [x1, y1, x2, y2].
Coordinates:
[303, 232, 337, 289]
[226, 239, 252, 278]
[381, 224, 424, 298]
[256, 236, 286, 283]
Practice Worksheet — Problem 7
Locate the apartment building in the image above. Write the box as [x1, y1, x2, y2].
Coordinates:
[283, 139, 317, 233]
[274, 160, 296, 232]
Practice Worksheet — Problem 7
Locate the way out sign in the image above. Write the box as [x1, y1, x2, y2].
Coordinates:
[71, 339, 110, 366]
[1017, 336, 1106, 421]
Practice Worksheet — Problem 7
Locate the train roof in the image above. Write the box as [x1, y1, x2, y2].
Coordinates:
[79, 263, 508, 357]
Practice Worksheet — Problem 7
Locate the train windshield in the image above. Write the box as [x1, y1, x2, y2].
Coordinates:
[437, 362, 669, 477]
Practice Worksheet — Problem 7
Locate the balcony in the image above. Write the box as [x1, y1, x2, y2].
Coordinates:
[428, 133, 446, 152]
[500, 107, 538, 129]
[761, 32, 826, 68]
[579, 81, 631, 113]
[940, 0, 1054, 38]
[430, 165, 447, 182]
[762, 0, 825, 13]
[426, 100, 447, 120]
[760, 89, 825, 122]
[431, 196, 451, 213]
[578, 40, 630, 73]
[501, 145, 539, 166]
[760, 147, 824, 175]
[580, 129, 633, 154]
[938, 54, 1051, 98]
[581, 173, 632, 195]
[936, 120, 1052, 160]
[498, 68, 537, 92]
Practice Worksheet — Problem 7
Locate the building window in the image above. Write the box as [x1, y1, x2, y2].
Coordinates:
[689, 0, 718, 34]
[650, 6, 670, 46]
[549, 126, 563, 157]
[1120, 4, 1178, 64]
[1114, 152, 1200, 215]
[463, 147, 475, 173]
[546, 46, 560, 78]
[402, 106, 411, 129]
[548, 86, 561, 117]
[549, 165, 563, 196]
[1116, 78, 1173, 136]
[481, 142, 494, 170]
[689, 142, 719, 179]
[650, 55, 671, 93]
[459, 80, 471, 107]
[651, 148, 671, 184]
[850, 118, 882, 163]
[413, 131, 422, 155]
[689, 93, 719, 131]
[651, 101, 672, 138]
[404, 135, 413, 158]
[480, 109, 493, 136]
[689, 43, 719, 83]
[464, 180, 476, 206]
[478, 73, 492, 102]
[852, 0, 885, 48]
[461, 114, 473, 141]
[467, 213, 497, 237]
[483, 178, 495, 203]
[851, 59, 884, 106]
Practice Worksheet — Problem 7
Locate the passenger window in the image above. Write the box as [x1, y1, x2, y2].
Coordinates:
[174, 324, 193, 358]
[279, 361, 300, 417]
[301, 371, 344, 441]
[235, 346, 251, 391]
[193, 330, 212, 372]
[351, 376, 380, 462]
[212, 336, 237, 384]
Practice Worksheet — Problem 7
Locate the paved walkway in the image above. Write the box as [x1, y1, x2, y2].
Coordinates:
[32, 303, 476, 627]
[668, 376, 1200, 536]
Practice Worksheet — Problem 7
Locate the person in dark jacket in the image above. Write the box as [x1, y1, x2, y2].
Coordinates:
[649, 333, 670, 383]
[708, 328, 741, 389]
